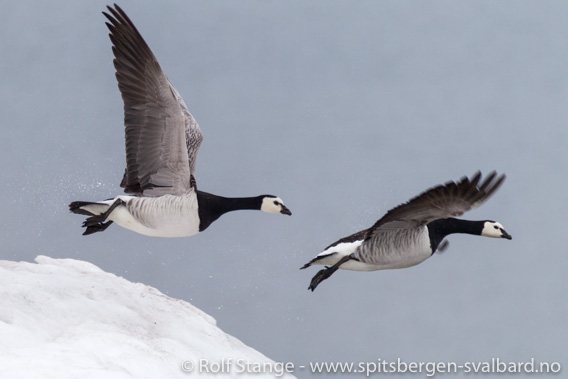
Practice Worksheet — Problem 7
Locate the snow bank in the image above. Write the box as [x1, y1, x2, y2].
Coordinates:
[0, 256, 295, 379]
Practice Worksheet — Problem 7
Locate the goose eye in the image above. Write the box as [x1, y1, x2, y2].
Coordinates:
[273, 201, 280, 206]
[494, 225, 499, 229]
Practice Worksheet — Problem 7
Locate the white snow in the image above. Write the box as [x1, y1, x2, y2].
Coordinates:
[0, 256, 295, 379]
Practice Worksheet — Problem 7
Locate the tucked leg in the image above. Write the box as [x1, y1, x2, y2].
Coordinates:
[83, 220, 114, 236]
[308, 254, 353, 291]
[81, 198, 125, 235]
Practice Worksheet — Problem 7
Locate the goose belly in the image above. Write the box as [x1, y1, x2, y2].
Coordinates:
[318, 255, 385, 271]
[109, 195, 200, 237]
[354, 227, 432, 270]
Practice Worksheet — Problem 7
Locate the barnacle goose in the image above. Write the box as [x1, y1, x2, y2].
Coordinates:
[69, 4, 291, 237]
[301, 172, 511, 291]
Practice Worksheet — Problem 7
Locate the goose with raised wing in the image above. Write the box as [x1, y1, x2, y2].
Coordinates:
[301, 172, 511, 291]
[70, 4, 291, 237]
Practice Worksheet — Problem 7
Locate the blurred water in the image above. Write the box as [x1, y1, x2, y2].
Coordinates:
[1, 1, 567, 377]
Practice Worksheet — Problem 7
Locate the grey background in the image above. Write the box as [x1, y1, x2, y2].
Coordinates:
[2, 1, 567, 377]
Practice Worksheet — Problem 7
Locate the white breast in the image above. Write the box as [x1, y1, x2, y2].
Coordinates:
[109, 194, 200, 237]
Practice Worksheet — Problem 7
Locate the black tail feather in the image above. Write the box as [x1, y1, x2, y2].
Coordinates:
[69, 201, 98, 216]
[300, 253, 334, 270]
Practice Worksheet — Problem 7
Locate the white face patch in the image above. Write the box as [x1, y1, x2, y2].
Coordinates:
[481, 221, 509, 238]
[260, 197, 289, 214]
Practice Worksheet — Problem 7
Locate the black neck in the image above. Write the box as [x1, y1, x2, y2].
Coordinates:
[427, 218, 484, 252]
[196, 190, 264, 232]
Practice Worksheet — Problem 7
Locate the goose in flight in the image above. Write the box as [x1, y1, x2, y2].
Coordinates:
[69, 4, 291, 237]
[301, 172, 511, 291]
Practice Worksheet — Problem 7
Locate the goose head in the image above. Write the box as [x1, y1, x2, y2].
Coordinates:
[260, 196, 292, 216]
[481, 221, 512, 240]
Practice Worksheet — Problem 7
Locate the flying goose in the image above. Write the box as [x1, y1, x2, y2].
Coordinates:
[69, 4, 291, 237]
[301, 172, 511, 291]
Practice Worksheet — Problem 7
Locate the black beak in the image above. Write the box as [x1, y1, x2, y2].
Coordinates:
[501, 229, 512, 240]
[280, 205, 292, 216]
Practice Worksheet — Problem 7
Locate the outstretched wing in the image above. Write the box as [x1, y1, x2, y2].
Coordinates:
[103, 4, 203, 197]
[365, 171, 506, 237]
[171, 85, 203, 180]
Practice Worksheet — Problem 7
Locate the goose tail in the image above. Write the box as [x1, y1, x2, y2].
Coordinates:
[69, 201, 101, 216]
[69, 200, 115, 236]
